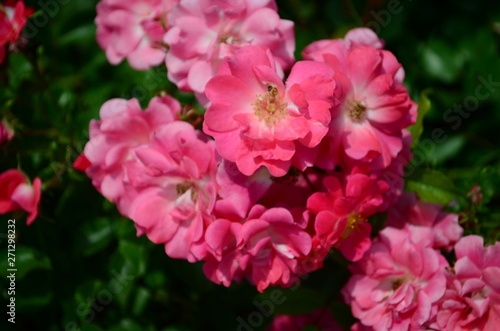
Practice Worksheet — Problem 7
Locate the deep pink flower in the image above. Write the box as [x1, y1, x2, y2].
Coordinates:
[203, 204, 312, 292]
[0, 169, 41, 225]
[303, 29, 416, 170]
[125, 122, 219, 261]
[307, 166, 389, 262]
[342, 225, 448, 331]
[428, 235, 500, 331]
[0, 0, 33, 63]
[164, 0, 295, 102]
[95, 0, 178, 70]
[204, 45, 335, 177]
[73, 153, 91, 172]
[83, 96, 180, 215]
[0, 120, 14, 145]
[266, 308, 342, 331]
[387, 192, 463, 251]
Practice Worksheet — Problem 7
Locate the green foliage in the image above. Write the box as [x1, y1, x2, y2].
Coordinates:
[408, 90, 431, 148]
[406, 168, 459, 205]
[1, 0, 500, 330]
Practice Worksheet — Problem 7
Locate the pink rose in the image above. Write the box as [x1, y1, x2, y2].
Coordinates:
[83, 96, 181, 215]
[428, 235, 500, 331]
[164, 0, 295, 104]
[204, 45, 334, 176]
[303, 28, 416, 170]
[0, 169, 41, 225]
[387, 192, 463, 251]
[95, 0, 178, 70]
[0, 0, 33, 63]
[343, 225, 448, 331]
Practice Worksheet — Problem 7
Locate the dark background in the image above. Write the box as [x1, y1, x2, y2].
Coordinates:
[1, 0, 500, 330]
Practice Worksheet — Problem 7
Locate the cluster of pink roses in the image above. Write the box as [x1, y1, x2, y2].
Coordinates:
[83, 0, 499, 329]
[342, 198, 500, 331]
[85, 2, 417, 291]
[0, 0, 33, 64]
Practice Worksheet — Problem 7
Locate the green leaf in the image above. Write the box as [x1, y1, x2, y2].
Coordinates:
[406, 169, 459, 205]
[132, 287, 151, 317]
[118, 241, 148, 277]
[109, 319, 151, 331]
[0, 246, 51, 279]
[7, 53, 34, 90]
[408, 90, 432, 148]
[429, 135, 466, 164]
[77, 217, 115, 257]
[421, 39, 466, 83]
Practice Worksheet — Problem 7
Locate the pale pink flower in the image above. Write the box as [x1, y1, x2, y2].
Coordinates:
[0, 120, 14, 145]
[387, 192, 463, 251]
[83, 96, 180, 215]
[266, 308, 342, 331]
[342, 225, 448, 331]
[307, 166, 389, 262]
[303, 29, 416, 170]
[125, 122, 219, 261]
[203, 204, 312, 292]
[164, 0, 295, 102]
[204, 45, 335, 177]
[0, 169, 41, 225]
[95, 0, 178, 70]
[427, 235, 500, 331]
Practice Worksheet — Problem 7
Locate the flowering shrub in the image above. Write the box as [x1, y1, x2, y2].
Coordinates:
[2, 0, 500, 330]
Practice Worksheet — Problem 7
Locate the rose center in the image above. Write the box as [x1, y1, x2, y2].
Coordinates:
[252, 86, 288, 126]
[348, 99, 367, 122]
[176, 182, 198, 201]
[341, 213, 367, 240]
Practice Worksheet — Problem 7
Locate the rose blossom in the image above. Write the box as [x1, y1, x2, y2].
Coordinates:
[125, 121, 218, 261]
[83, 96, 181, 215]
[203, 204, 312, 292]
[0, 0, 33, 63]
[427, 235, 500, 331]
[303, 28, 416, 170]
[0, 169, 41, 225]
[342, 225, 448, 331]
[204, 45, 335, 177]
[387, 192, 463, 251]
[306, 166, 389, 263]
[95, 0, 178, 70]
[164, 0, 295, 103]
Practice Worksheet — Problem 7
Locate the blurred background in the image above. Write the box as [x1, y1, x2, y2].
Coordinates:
[1, 0, 500, 330]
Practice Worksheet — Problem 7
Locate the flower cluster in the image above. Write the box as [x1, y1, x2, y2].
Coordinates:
[83, 0, 420, 293]
[340, 192, 500, 331]
[0, 0, 33, 64]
